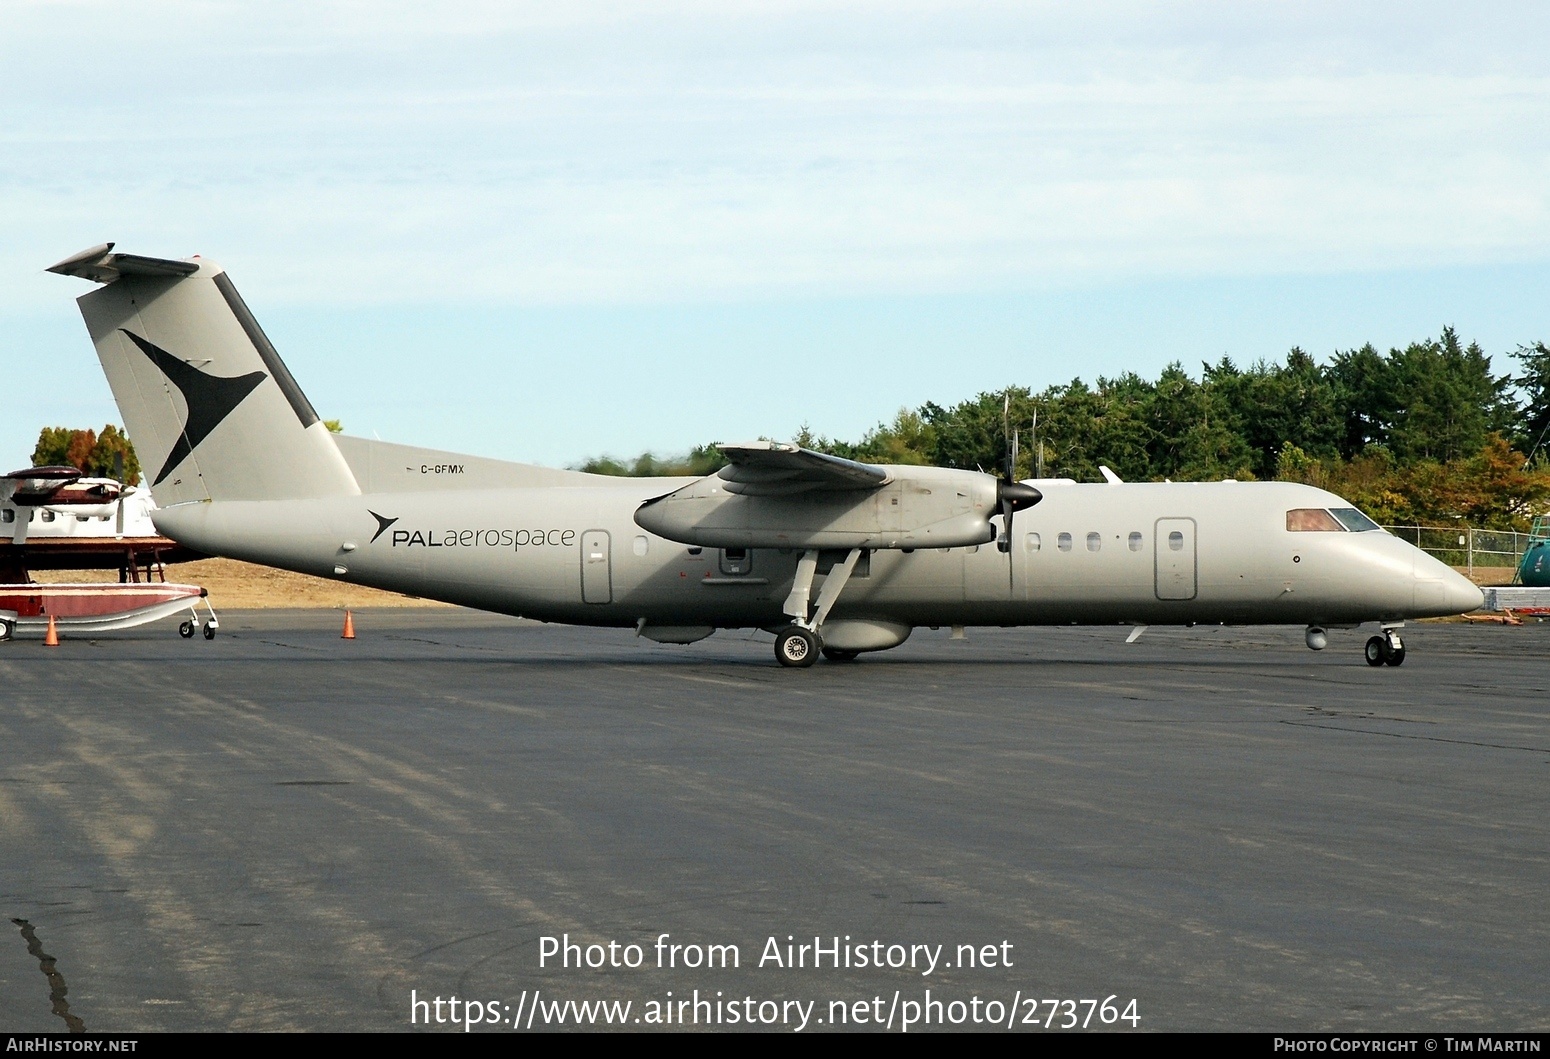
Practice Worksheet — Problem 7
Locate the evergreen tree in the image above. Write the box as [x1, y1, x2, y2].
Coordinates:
[1326, 343, 1397, 458]
[1387, 328, 1513, 463]
[1510, 341, 1550, 458]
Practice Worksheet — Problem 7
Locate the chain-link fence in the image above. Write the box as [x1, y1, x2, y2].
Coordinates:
[1381, 525, 1532, 577]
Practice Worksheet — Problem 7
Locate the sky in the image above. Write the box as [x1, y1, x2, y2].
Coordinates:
[3, 1, 1550, 468]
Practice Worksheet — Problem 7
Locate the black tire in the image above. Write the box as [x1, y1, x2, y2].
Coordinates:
[775, 626, 819, 668]
[179, 620, 196, 639]
[203, 622, 217, 641]
[1384, 642, 1405, 666]
[822, 647, 860, 663]
[0, 620, 13, 643]
[1364, 636, 1387, 667]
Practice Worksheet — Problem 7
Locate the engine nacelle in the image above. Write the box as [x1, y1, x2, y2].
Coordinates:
[634, 465, 1001, 550]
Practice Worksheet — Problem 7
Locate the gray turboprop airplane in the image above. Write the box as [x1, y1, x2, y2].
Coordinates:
[49, 243, 1483, 667]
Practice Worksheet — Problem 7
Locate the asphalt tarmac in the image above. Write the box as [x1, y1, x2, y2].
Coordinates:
[1, 611, 1547, 1033]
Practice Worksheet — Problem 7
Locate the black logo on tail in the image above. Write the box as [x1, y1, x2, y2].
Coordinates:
[121, 330, 267, 486]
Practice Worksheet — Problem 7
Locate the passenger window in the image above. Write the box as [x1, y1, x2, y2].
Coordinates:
[1, 510, 11, 524]
[633, 535, 649, 557]
[1168, 531, 1184, 551]
[1128, 531, 1142, 552]
[41, 511, 55, 523]
[1286, 509, 1344, 532]
[1024, 532, 1041, 552]
[1057, 532, 1072, 552]
[1086, 532, 1101, 552]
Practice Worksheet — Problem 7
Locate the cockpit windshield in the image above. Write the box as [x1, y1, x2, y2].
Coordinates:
[1286, 507, 1382, 532]
[1329, 508, 1381, 532]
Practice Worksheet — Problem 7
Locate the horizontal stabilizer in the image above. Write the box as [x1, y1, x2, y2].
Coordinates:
[47, 243, 200, 283]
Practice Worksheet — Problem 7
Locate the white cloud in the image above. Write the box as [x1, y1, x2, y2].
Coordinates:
[2, 2, 1549, 308]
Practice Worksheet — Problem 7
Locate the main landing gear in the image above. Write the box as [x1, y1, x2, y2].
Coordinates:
[773, 547, 864, 667]
[1365, 627, 1405, 667]
[775, 626, 819, 667]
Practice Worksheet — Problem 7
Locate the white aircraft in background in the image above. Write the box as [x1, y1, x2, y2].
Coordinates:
[0, 465, 215, 641]
[48, 243, 1482, 666]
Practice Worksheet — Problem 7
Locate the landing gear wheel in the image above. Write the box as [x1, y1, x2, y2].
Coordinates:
[179, 620, 196, 639]
[822, 647, 860, 663]
[1364, 636, 1387, 666]
[1383, 631, 1405, 667]
[775, 626, 820, 668]
[203, 621, 217, 641]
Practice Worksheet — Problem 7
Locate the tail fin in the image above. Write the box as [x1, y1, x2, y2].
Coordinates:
[49, 244, 360, 506]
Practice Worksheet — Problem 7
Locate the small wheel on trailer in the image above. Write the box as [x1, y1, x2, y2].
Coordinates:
[203, 621, 217, 641]
[822, 647, 859, 663]
[0, 619, 13, 643]
[775, 626, 820, 668]
[179, 620, 196, 639]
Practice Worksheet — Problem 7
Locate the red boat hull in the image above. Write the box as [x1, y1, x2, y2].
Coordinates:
[0, 582, 206, 634]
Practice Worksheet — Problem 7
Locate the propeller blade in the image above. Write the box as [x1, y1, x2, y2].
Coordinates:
[995, 480, 1040, 553]
[113, 451, 126, 538]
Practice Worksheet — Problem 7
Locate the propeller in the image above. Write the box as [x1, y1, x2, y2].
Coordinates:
[996, 395, 1041, 555]
[5, 482, 24, 546]
[114, 452, 125, 539]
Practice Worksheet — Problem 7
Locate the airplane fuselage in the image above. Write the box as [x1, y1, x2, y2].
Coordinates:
[152, 476, 1479, 634]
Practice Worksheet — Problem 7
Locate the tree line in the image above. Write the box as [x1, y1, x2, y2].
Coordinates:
[32, 331, 1550, 530]
[27, 420, 348, 488]
[583, 329, 1550, 530]
[31, 425, 142, 486]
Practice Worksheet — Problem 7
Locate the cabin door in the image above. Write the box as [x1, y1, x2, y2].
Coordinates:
[1154, 518, 1197, 601]
[581, 530, 612, 604]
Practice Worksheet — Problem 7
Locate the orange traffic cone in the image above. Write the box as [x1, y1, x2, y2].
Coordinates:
[43, 615, 59, 647]
[341, 610, 356, 640]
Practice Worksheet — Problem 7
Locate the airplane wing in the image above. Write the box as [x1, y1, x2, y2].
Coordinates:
[637, 442, 1016, 551]
[715, 442, 890, 496]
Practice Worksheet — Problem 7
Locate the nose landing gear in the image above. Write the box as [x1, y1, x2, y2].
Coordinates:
[1365, 628, 1405, 667]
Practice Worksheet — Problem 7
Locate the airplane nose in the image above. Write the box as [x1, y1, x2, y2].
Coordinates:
[1445, 570, 1485, 614]
[1409, 548, 1485, 616]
